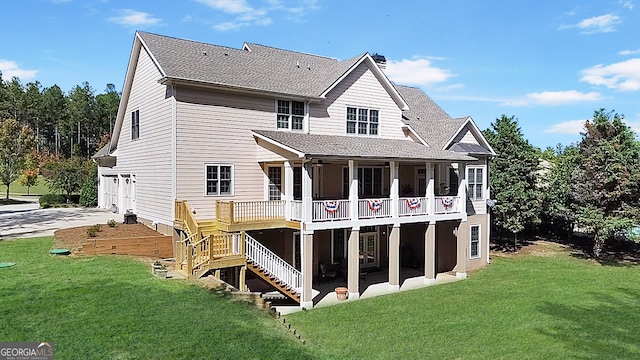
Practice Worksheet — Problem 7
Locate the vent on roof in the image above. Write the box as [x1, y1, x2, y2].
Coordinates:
[372, 53, 386, 69]
[203, 50, 207, 56]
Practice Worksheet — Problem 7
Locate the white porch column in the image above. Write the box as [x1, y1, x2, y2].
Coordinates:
[456, 223, 468, 279]
[302, 162, 313, 224]
[348, 160, 358, 221]
[426, 162, 434, 215]
[390, 161, 399, 218]
[300, 231, 314, 309]
[347, 227, 360, 300]
[388, 225, 400, 291]
[284, 161, 294, 220]
[424, 221, 436, 285]
[457, 162, 467, 221]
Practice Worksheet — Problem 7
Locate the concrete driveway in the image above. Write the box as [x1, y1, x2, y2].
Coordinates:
[0, 200, 124, 240]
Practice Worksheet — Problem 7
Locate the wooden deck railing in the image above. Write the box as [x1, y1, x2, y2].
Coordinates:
[216, 200, 285, 224]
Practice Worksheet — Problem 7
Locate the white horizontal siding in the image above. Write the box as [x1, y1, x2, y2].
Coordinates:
[310, 63, 405, 139]
[102, 46, 173, 225]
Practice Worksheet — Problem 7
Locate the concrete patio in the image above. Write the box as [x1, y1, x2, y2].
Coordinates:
[275, 269, 462, 315]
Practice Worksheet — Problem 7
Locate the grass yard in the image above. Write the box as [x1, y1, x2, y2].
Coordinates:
[287, 249, 640, 359]
[0, 175, 55, 197]
[0, 238, 312, 359]
[2, 238, 639, 359]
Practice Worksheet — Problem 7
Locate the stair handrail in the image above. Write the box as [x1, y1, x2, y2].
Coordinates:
[245, 234, 301, 291]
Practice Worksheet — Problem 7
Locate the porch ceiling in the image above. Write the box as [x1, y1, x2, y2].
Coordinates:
[252, 130, 477, 162]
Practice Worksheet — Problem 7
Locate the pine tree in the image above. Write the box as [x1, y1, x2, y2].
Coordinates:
[483, 115, 541, 250]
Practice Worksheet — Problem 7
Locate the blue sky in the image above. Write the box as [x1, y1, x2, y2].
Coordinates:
[2, 0, 639, 149]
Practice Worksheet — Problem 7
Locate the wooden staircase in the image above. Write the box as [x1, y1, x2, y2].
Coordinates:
[175, 200, 302, 303]
[246, 259, 301, 303]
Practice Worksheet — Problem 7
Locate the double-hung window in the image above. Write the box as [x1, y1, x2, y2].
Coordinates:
[467, 167, 484, 200]
[131, 110, 139, 140]
[206, 164, 233, 196]
[346, 107, 379, 135]
[277, 100, 304, 131]
[470, 225, 480, 258]
[268, 167, 282, 200]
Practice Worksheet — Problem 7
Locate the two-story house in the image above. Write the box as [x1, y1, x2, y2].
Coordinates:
[94, 32, 496, 309]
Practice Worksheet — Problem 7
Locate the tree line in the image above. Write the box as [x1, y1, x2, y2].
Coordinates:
[485, 110, 640, 258]
[0, 74, 120, 158]
[0, 73, 120, 203]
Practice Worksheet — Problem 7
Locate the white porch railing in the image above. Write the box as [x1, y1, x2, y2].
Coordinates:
[312, 199, 351, 221]
[433, 196, 461, 214]
[358, 198, 392, 219]
[290, 200, 303, 221]
[245, 234, 301, 291]
[398, 197, 429, 216]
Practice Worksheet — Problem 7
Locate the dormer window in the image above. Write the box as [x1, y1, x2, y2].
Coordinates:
[277, 100, 304, 131]
[347, 107, 378, 135]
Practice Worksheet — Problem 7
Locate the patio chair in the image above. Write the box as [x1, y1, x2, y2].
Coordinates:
[319, 263, 337, 283]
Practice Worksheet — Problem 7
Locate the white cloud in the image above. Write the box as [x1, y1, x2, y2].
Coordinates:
[195, 0, 252, 14]
[544, 120, 587, 134]
[620, 0, 635, 10]
[619, 48, 640, 55]
[581, 58, 640, 91]
[503, 90, 602, 106]
[384, 58, 455, 87]
[559, 13, 621, 33]
[197, 0, 318, 30]
[0, 60, 38, 81]
[108, 9, 162, 27]
[437, 83, 465, 92]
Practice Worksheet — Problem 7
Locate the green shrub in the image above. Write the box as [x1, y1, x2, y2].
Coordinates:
[80, 165, 98, 207]
[87, 224, 102, 238]
[39, 193, 65, 208]
[107, 219, 117, 227]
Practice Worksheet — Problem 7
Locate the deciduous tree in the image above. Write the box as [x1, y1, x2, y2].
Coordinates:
[0, 119, 35, 199]
[571, 109, 640, 257]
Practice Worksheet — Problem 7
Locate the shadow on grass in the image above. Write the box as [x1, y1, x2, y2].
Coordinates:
[536, 288, 640, 359]
[0, 198, 31, 205]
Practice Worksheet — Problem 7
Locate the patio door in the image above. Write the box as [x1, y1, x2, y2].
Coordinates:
[359, 231, 379, 268]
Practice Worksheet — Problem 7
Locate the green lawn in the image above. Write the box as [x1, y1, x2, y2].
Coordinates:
[287, 251, 640, 359]
[2, 238, 639, 359]
[0, 238, 312, 359]
[0, 175, 54, 197]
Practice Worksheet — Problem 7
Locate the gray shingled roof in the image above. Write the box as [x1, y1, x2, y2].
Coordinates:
[138, 32, 362, 98]
[396, 85, 466, 150]
[253, 130, 476, 161]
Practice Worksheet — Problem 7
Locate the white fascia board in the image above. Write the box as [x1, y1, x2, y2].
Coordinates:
[401, 125, 430, 147]
[320, 54, 409, 111]
[251, 131, 306, 158]
[443, 116, 497, 155]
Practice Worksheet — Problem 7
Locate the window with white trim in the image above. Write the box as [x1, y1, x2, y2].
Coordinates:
[346, 107, 379, 135]
[277, 100, 304, 131]
[268, 166, 282, 200]
[131, 109, 139, 140]
[206, 164, 233, 196]
[467, 166, 484, 200]
[470, 225, 480, 258]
